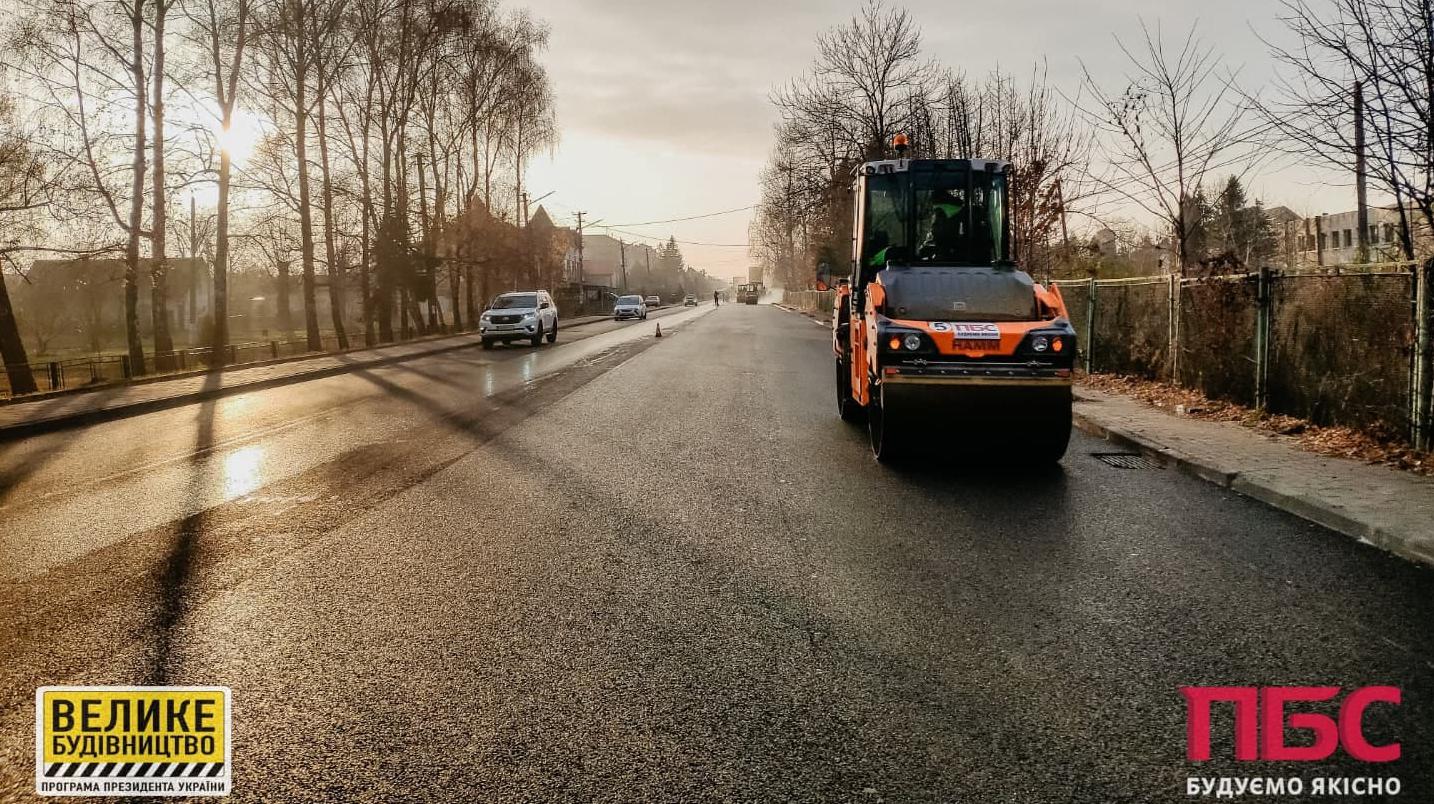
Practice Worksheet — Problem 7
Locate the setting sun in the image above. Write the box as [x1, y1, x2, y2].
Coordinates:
[214, 106, 264, 166]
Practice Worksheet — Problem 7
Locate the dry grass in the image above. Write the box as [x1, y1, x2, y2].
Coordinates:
[1080, 372, 1432, 476]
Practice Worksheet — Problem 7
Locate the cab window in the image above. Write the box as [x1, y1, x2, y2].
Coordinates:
[862, 173, 908, 272]
[912, 169, 1008, 266]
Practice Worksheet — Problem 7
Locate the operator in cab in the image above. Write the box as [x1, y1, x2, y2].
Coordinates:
[920, 188, 966, 261]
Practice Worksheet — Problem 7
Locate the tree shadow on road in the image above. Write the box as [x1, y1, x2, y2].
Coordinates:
[383, 361, 471, 391]
[141, 371, 222, 686]
[0, 385, 134, 506]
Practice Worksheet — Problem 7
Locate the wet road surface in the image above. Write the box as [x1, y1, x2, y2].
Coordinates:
[1, 303, 1431, 802]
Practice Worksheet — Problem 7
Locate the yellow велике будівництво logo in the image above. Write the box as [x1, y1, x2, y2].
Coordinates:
[36, 686, 231, 797]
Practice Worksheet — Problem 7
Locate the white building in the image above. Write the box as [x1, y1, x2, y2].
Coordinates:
[1279, 206, 1426, 266]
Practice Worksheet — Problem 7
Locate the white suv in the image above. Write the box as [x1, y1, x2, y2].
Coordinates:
[613, 294, 647, 320]
[479, 290, 558, 348]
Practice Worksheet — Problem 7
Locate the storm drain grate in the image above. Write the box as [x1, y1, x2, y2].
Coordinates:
[1092, 452, 1163, 470]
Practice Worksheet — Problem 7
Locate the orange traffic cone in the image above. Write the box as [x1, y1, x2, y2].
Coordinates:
[655, 322, 663, 338]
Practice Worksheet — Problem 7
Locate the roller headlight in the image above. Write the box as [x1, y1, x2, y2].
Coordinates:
[903, 334, 922, 351]
[1032, 335, 1050, 353]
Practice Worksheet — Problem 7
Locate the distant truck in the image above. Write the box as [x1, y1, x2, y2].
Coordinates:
[737, 282, 763, 304]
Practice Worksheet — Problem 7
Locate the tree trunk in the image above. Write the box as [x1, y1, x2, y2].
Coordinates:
[316, 81, 348, 350]
[464, 263, 475, 326]
[415, 153, 437, 330]
[376, 122, 395, 343]
[214, 146, 232, 356]
[399, 285, 410, 339]
[360, 196, 374, 346]
[0, 276, 37, 395]
[124, 0, 147, 376]
[358, 109, 375, 346]
[449, 251, 461, 330]
[149, 0, 175, 371]
[294, 31, 321, 351]
[206, 0, 246, 361]
[277, 261, 292, 337]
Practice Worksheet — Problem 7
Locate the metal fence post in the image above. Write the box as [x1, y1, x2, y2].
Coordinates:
[1254, 266, 1272, 411]
[1414, 259, 1432, 451]
[1084, 277, 1096, 374]
[120, 355, 132, 380]
[1169, 273, 1181, 383]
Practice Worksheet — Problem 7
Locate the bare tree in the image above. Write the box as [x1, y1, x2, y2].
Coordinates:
[0, 86, 53, 394]
[758, 4, 1092, 285]
[774, 0, 935, 162]
[184, 0, 253, 356]
[11, 0, 152, 372]
[307, 0, 351, 348]
[148, 0, 177, 369]
[1261, 0, 1434, 259]
[1079, 21, 1251, 275]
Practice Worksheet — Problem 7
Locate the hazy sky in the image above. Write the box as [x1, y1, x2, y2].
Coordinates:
[523, 0, 1348, 280]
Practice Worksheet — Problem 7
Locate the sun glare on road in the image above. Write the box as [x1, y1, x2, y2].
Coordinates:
[222, 446, 265, 499]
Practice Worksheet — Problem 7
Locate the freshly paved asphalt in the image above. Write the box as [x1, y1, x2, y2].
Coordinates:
[1, 302, 1430, 802]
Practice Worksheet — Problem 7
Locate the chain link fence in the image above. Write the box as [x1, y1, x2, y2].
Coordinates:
[1178, 277, 1259, 405]
[1055, 261, 1433, 448]
[782, 290, 836, 314]
[1267, 270, 1414, 439]
[1098, 279, 1172, 379]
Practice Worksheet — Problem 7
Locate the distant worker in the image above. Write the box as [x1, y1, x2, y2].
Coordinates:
[713, 290, 720, 307]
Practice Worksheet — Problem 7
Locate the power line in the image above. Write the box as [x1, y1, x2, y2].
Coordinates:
[604, 205, 757, 227]
[600, 225, 749, 248]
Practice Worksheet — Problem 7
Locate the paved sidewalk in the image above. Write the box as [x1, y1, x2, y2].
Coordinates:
[0, 313, 614, 439]
[1074, 386, 1434, 568]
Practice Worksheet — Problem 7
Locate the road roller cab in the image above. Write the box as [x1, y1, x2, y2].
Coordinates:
[819, 144, 1076, 462]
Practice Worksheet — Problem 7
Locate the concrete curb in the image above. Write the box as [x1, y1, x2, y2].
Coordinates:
[774, 304, 830, 327]
[1070, 405, 1430, 568]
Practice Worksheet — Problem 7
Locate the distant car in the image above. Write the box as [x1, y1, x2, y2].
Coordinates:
[683, 294, 697, 306]
[644, 295, 661, 308]
[613, 294, 647, 320]
[479, 290, 558, 348]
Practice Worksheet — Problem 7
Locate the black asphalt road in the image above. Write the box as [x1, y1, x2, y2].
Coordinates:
[1, 303, 1431, 802]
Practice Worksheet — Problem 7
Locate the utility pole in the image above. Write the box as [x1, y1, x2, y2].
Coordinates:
[1055, 177, 1071, 279]
[575, 211, 586, 285]
[619, 239, 628, 292]
[1315, 215, 1325, 266]
[1354, 81, 1369, 264]
[521, 191, 531, 287]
